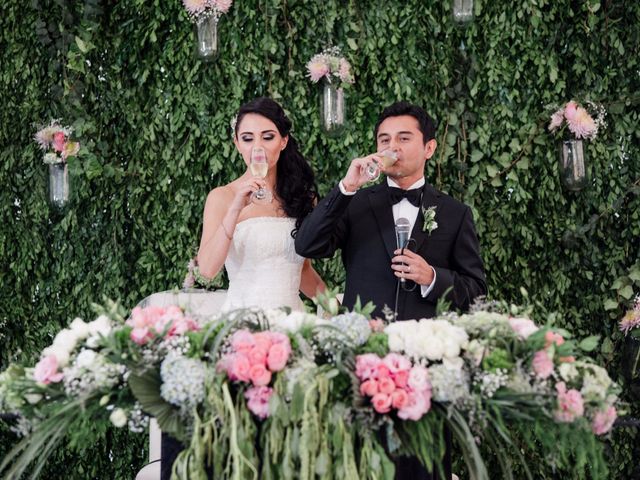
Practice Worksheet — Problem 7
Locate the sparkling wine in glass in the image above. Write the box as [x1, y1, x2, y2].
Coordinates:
[366, 150, 398, 181]
[250, 147, 273, 204]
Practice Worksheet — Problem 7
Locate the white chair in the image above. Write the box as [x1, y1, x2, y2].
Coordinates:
[134, 289, 228, 480]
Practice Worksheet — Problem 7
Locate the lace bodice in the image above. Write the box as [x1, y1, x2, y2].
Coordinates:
[222, 217, 305, 312]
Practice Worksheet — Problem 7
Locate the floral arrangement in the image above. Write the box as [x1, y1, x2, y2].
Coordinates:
[182, 0, 232, 22]
[0, 297, 621, 479]
[306, 46, 355, 85]
[619, 294, 640, 337]
[183, 257, 225, 290]
[548, 100, 607, 140]
[34, 120, 80, 164]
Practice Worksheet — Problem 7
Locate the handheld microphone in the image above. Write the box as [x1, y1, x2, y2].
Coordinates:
[395, 217, 411, 283]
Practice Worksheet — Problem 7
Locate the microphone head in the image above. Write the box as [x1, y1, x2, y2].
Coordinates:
[395, 217, 411, 233]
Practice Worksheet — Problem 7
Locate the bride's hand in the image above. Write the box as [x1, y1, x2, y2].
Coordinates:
[230, 177, 266, 211]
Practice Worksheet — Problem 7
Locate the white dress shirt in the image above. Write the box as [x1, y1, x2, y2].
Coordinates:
[339, 178, 437, 296]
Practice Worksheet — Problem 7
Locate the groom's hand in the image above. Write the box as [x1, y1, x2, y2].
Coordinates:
[392, 249, 435, 286]
[341, 154, 383, 192]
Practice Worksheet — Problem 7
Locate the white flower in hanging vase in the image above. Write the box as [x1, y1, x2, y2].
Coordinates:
[182, 0, 233, 61]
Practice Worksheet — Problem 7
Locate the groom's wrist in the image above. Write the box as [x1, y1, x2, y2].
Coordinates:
[339, 179, 358, 195]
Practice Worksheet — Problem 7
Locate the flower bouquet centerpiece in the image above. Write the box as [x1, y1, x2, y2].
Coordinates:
[547, 100, 606, 191]
[182, 0, 233, 60]
[0, 293, 621, 480]
[307, 47, 354, 136]
[34, 120, 81, 208]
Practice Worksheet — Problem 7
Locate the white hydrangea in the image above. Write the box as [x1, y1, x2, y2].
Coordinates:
[578, 362, 612, 401]
[63, 351, 126, 397]
[429, 363, 469, 403]
[558, 362, 579, 382]
[385, 319, 468, 361]
[160, 356, 206, 409]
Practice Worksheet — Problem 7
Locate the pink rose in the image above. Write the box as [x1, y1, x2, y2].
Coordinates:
[34, 355, 64, 384]
[532, 350, 554, 379]
[52, 131, 66, 152]
[167, 316, 200, 337]
[355, 354, 382, 380]
[391, 389, 409, 409]
[371, 393, 392, 414]
[554, 382, 584, 423]
[378, 377, 396, 395]
[268, 332, 291, 346]
[249, 363, 272, 386]
[248, 346, 269, 366]
[253, 332, 273, 352]
[544, 331, 564, 348]
[591, 406, 617, 435]
[359, 379, 379, 397]
[376, 364, 391, 380]
[407, 365, 430, 392]
[383, 353, 412, 373]
[244, 386, 273, 419]
[397, 391, 431, 421]
[267, 343, 290, 372]
[228, 353, 251, 382]
[230, 330, 255, 354]
[393, 370, 409, 389]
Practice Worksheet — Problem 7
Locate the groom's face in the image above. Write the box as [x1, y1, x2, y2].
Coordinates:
[376, 115, 437, 182]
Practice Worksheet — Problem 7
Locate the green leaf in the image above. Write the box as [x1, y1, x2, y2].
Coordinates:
[75, 36, 87, 53]
[603, 299, 619, 311]
[578, 335, 600, 352]
[347, 38, 358, 50]
[619, 285, 634, 299]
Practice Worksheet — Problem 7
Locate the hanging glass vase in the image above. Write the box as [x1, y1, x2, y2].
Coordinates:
[559, 139, 588, 191]
[195, 15, 218, 61]
[48, 162, 70, 209]
[452, 0, 474, 23]
[320, 78, 346, 137]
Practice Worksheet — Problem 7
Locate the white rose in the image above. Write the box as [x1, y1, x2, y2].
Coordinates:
[69, 317, 90, 339]
[109, 408, 127, 428]
[75, 349, 98, 369]
[52, 329, 79, 353]
[88, 315, 112, 337]
[274, 312, 317, 332]
[442, 357, 464, 371]
[442, 338, 463, 359]
[408, 366, 430, 391]
[85, 335, 101, 349]
[42, 346, 70, 367]
[423, 338, 444, 361]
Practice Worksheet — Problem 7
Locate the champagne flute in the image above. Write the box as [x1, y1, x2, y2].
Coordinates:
[250, 147, 273, 204]
[366, 150, 398, 181]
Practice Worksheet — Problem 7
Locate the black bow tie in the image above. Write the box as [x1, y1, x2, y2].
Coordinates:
[388, 187, 422, 207]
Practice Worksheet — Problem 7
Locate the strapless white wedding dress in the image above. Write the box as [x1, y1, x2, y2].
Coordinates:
[221, 217, 305, 312]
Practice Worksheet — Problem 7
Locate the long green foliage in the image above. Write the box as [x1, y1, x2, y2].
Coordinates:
[1, 0, 639, 477]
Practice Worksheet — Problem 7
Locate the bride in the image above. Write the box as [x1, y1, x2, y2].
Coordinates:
[196, 97, 326, 312]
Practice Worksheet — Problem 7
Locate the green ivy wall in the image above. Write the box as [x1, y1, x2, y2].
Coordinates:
[1, 0, 639, 477]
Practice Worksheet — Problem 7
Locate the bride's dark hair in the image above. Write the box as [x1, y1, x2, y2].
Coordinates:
[234, 97, 318, 235]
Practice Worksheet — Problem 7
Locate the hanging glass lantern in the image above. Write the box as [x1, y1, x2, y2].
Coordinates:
[452, 0, 474, 23]
[320, 78, 346, 137]
[559, 139, 588, 191]
[48, 162, 70, 209]
[195, 15, 218, 61]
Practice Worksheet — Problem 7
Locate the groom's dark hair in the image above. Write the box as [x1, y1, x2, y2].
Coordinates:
[374, 102, 437, 144]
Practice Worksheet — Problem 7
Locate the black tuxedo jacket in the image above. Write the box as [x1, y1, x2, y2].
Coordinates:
[295, 182, 487, 320]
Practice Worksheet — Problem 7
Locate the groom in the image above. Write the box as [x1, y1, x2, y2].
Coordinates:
[295, 101, 487, 480]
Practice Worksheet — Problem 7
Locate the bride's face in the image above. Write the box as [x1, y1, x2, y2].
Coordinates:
[234, 113, 288, 170]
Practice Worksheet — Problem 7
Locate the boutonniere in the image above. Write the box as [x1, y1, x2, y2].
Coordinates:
[421, 206, 438, 235]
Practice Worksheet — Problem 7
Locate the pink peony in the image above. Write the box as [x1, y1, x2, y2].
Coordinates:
[591, 406, 617, 435]
[554, 382, 584, 423]
[244, 386, 273, 419]
[34, 355, 64, 384]
[567, 106, 596, 139]
[532, 350, 554, 379]
[52, 131, 66, 152]
[378, 377, 396, 395]
[306, 58, 329, 82]
[391, 389, 409, 409]
[249, 363, 272, 386]
[371, 393, 392, 414]
[355, 354, 382, 380]
[360, 379, 379, 397]
[266, 343, 290, 372]
[397, 391, 431, 421]
[508, 317, 539, 339]
[548, 108, 565, 132]
[383, 353, 412, 374]
[213, 0, 232, 13]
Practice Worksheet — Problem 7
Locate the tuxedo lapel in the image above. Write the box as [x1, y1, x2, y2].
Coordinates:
[368, 186, 397, 260]
[412, 183, 442, 253]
